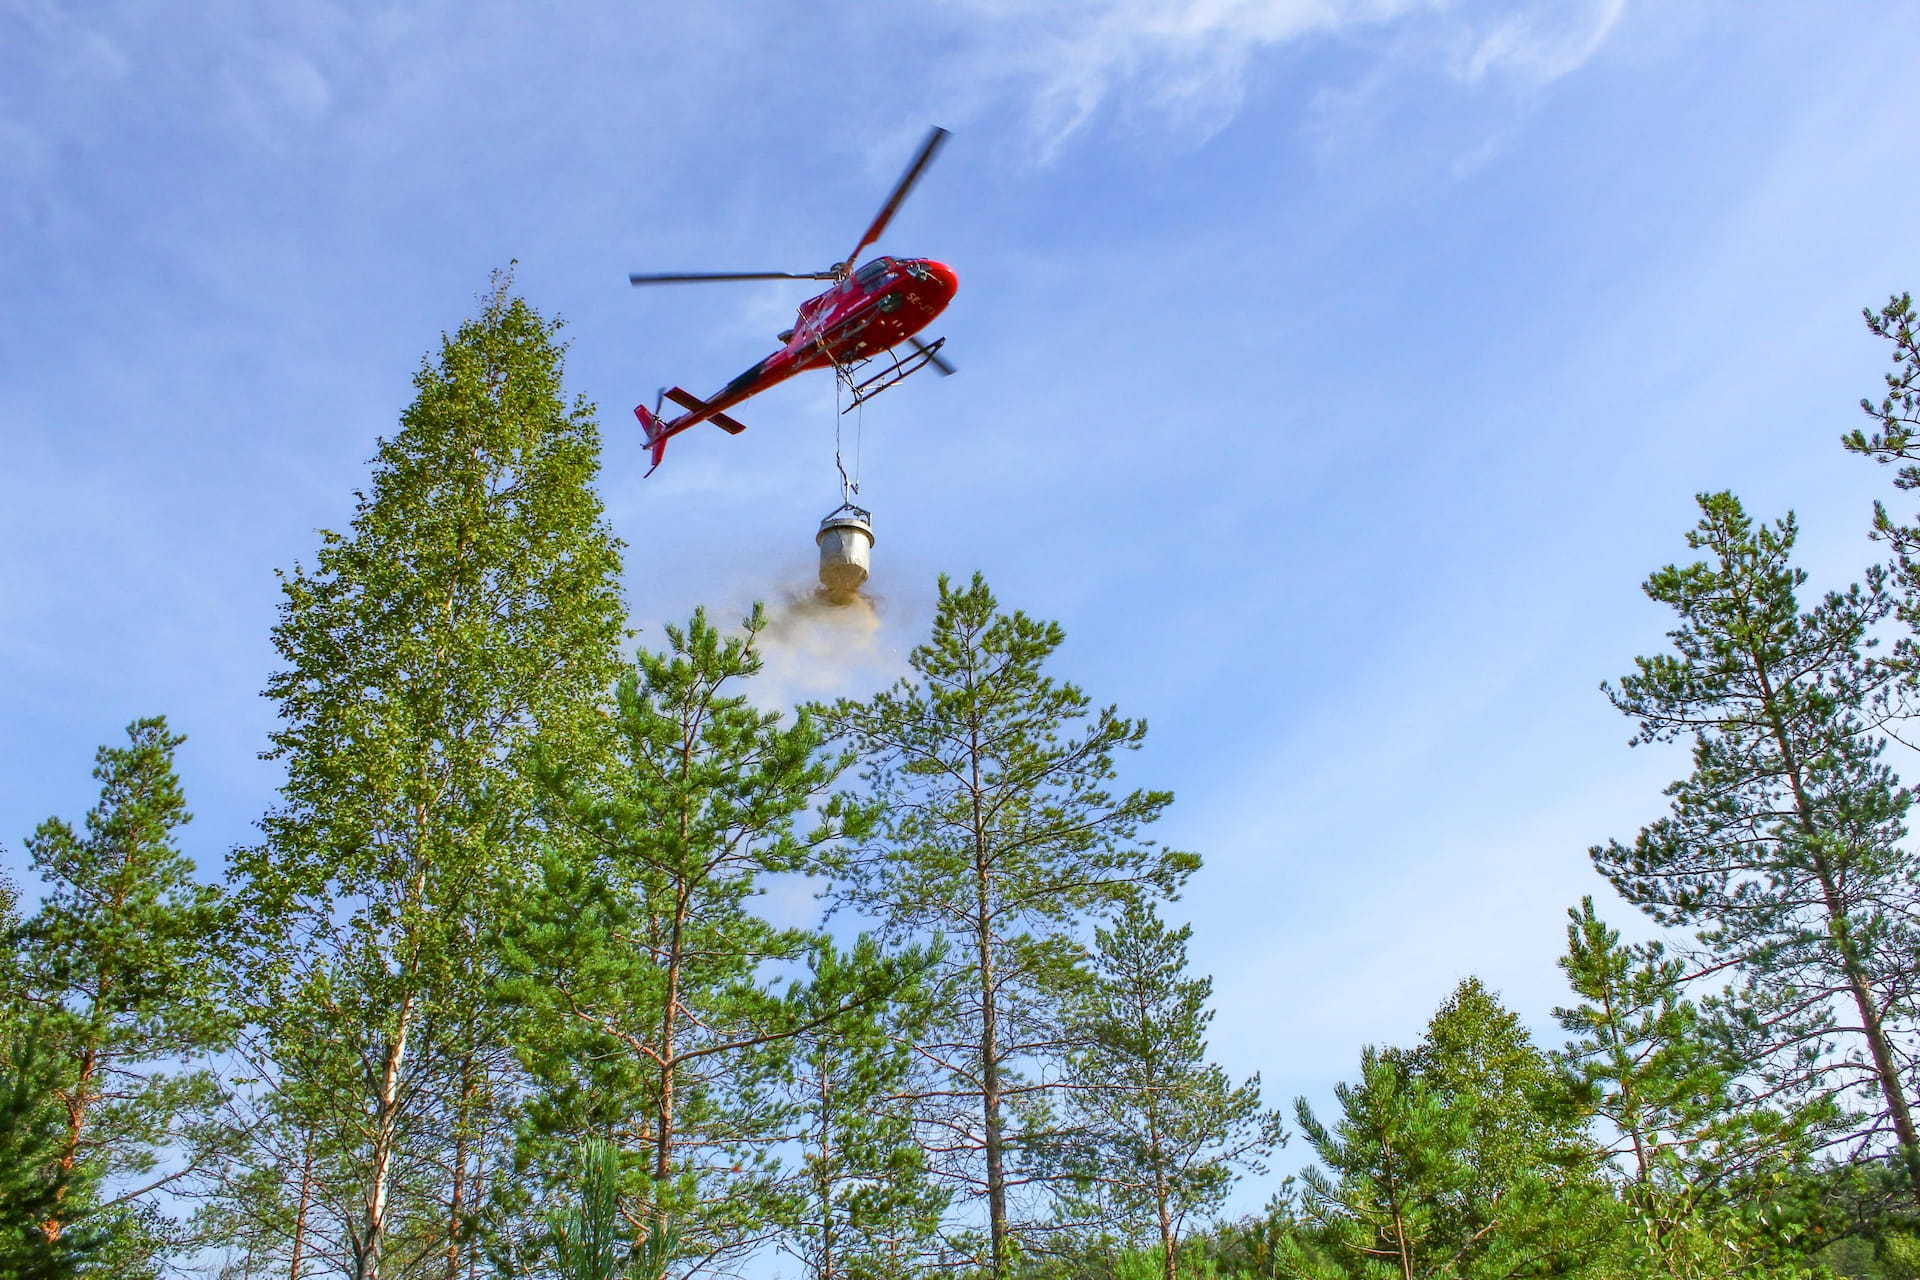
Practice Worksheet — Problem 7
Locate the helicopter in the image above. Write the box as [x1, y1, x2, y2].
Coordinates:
[628, 127, 958, 474]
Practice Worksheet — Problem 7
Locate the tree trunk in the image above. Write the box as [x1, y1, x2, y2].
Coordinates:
[446, 1059, 470, 1280]
[656, 756, 694, 1190]
[657, 893, 687, 1183]
[44, 1044, 100, 1242]
[972, 734, 1009, 1279]
[1153, 1118, 1175, 1280]
[49, 949, 119, 1243]
[977, 912, 1007, 1277]
[357, 992, 418, 1280]
[964, 699, 1013, 1280]
[1824, 871, 1920, 1192]
[818, 1057, 837, 1280]
[290, 1124, 316, 1280]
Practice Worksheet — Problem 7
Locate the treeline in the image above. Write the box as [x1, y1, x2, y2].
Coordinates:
[1174, 294, 1920, 1280]
[5, 282, 1920, 1280]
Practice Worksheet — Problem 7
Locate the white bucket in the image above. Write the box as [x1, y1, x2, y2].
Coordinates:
[817, 505, 874, 601]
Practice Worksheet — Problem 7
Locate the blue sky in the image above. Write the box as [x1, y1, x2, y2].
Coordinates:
[6, 0, 1920, 1216]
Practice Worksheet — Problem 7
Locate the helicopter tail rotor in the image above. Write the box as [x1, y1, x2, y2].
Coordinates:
[635, 402, 670, 475]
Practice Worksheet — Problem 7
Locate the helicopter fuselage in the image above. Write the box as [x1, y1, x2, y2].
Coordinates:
[634, 255, 957, 468]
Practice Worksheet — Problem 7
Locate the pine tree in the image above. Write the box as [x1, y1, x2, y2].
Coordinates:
[1553, 897, 1817, 1279]
[779, 936, 947, 1280]
[499, 609, 898, 1277]
[1842, 291, 1920, 669]
[1592, 492, 1920, 1198]
[16, 718, 228, 1260]
[1057, 901, 1281, 1280]
[823, 574, 1198, 1278]
[546, 1138, 675, 1280]
[1556, 898, 1723, 1193]
[0, 1018, 98, 1277]
[228, 275, 627, 1278]
[0, 867, 99, 1278]
[1288, 1048, 1469, 1280]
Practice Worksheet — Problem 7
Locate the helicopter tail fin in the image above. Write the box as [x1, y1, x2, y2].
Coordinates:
[634, 402, 670, 475]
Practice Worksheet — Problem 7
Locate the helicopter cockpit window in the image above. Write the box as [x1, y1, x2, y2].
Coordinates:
[855, 259, 893, 289]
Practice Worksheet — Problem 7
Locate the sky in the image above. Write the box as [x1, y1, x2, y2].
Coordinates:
[6, 0, 1920, 1221]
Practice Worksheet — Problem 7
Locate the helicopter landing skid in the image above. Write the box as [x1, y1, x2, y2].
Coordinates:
[835, 338, 947, 410]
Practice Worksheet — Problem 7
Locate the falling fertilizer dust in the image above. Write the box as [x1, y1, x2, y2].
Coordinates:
[750, 581, 894, 708]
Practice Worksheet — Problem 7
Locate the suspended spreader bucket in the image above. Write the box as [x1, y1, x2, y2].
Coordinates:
[817, 504, 874, 602]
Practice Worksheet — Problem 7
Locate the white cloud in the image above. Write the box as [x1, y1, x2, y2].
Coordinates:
[0, 1, 130, 186]
[1454, 0, 1628, 86]
[0, 1, 133, 84]
[949, 0, 1419, 152]
[262, 47, 333, 118]
[944, 0, 1628, 154]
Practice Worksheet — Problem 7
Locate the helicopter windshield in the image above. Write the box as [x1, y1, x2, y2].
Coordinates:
[854, 258, 894, 289]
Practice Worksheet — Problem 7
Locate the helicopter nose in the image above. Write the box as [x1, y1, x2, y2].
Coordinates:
[922, 260, 959, 298]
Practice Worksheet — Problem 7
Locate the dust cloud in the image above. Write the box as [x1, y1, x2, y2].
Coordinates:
[750, 581, 897, 709]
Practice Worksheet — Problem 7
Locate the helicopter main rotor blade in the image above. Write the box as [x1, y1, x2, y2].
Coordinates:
[843, 126, 950, 277]
[629, 270, 838, 285]
[909, 335, 956, 376]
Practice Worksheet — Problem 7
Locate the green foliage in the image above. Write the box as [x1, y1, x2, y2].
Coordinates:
[1842, 293, 1920, 667]
[1554, 898, 1821, 1278]
[1882, 1231, 1920, 1277]
[824, 573, 1197, 1277]
[501, 608, 893, 1275]
[1556, 896, 1732, 1188]
[1843, 294, 1920, 469]
[780, 935, 948, 1280]
[1057, 901, 1282, 1280]
[1289, 1047, 1470, 1279]
[1592, 492, 1920, 1195]
[1189, 1191, 1306, 1280]
[547, 1139, 677, 1280]
[226, 274, 627, 1276]
[1397, 979, 1574, 1172]
[1290, 980, 1613, 1279]
[15, 718, 228, 1261]
[0, 1018, 100, 1277]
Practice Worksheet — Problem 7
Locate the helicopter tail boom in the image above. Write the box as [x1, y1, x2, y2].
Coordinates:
[635, 388, 754, 475]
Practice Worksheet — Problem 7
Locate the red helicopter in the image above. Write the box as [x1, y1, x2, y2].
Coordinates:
[629, 127, 958, 473]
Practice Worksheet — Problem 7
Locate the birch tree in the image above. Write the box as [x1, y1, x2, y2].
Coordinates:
[229, 276, 626, 1278]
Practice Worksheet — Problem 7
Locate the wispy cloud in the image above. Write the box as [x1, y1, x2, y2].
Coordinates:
[942, 0, 1628, 155]
[1452, 0, 1628, 87]
[947, 0, 1417, 153]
